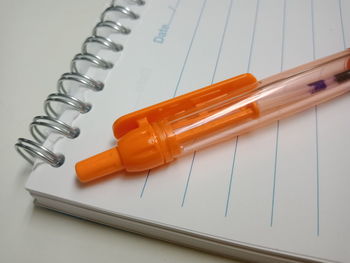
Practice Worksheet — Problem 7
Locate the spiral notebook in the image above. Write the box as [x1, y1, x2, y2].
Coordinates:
[17, 0, 350, 262]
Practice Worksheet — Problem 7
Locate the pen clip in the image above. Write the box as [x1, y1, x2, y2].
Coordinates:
[113, 73, 257, 139]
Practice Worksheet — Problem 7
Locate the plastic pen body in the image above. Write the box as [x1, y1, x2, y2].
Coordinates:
[76, 49, 350, 182]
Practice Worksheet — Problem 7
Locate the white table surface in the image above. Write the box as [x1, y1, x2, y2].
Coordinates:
[0, 0, 238, 262]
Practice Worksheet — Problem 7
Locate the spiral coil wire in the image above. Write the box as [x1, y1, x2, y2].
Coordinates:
[15, 1, 145, 167]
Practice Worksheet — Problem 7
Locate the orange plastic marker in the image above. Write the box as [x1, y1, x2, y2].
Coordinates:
[76, 49, 350, 183]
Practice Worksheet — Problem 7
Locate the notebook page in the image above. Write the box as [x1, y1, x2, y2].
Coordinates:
[27, 0, 350, 261]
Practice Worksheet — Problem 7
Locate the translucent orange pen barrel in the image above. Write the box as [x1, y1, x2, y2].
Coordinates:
[76, 49, 350, 182]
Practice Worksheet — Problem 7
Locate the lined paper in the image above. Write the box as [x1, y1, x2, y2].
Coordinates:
[27, 0, 350, 261]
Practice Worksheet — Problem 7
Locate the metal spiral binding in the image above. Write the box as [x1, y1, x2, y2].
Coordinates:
[15, 0, 145, 167]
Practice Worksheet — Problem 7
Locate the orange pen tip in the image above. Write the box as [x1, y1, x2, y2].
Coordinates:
[75, 147, 124, 183]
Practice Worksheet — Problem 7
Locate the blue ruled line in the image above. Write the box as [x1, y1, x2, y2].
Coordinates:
[167, 0, 181, 26]
[315, 107, 320, 236]
[311, 0, 316, 60]
[280, 0, 286, 72]
[140, 170, 150, 198]
[311, 0, 320, 236]
[270, 121, 280, 226]
[247, 0, 260, 73]
[211, 0, 234, 84]
[225, 0, 259, 217]
[174, 0, 207, 205]
[173, 0, 208, 97]
[181, 0, 234, 207]
[140, 0, 206, 198]
[181, 152, 196, 206]
[338, 0, 346, 49]
[270, 0, 286, 227]
[225, 137, 238, 217]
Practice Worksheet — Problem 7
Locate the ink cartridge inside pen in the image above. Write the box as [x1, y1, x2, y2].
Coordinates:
[76, 49, 350, 182]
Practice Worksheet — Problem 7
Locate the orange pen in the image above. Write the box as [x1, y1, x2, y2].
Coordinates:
[76, 49, 350, 183]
